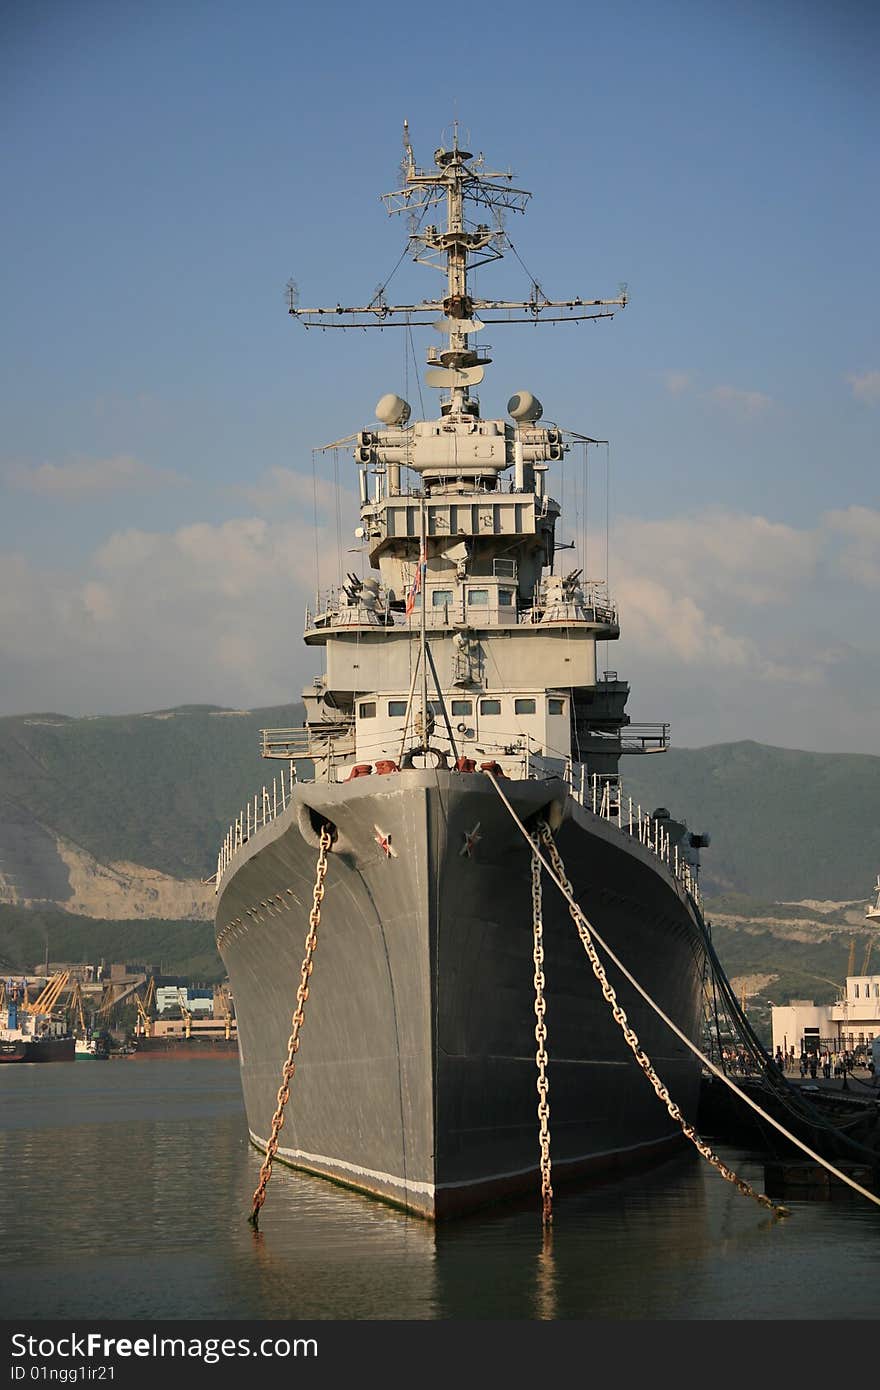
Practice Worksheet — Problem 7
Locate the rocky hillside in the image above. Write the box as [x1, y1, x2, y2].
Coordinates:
[0, 703, 302, 918]
[0, 711, 876, 1004]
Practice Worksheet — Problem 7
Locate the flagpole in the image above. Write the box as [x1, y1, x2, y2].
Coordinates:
[419, 498, 429, 752]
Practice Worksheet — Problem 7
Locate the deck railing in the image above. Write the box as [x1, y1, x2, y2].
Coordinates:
[215, 750, 702, 907]
[304, 580, 617, 634]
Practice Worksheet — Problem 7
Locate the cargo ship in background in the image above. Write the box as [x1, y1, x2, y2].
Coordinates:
[214, 125, 713, 1218]
[1, 979, 74, 1063]
[131, 1021, 239, 1059]
[131, 983, 238, 1058]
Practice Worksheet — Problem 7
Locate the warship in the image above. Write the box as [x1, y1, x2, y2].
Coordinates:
[215, 125, 712, 1218]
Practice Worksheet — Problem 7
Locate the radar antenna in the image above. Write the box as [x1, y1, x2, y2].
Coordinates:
[288, 128, 628, 417]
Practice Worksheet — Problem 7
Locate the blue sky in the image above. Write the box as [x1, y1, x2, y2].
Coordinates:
[2, 0, 878, 752]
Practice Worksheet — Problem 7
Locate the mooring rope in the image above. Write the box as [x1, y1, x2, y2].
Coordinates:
[535, 818, 784, 1216]
[248, 822, 333, 1230]
[486, 772, 880, 1212]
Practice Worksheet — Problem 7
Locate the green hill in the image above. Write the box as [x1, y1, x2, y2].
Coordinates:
[619, 740, 880, 901]
[0, 703, 303, 881]
[0, 711, 875, 997]
[1, 712, 877, 901]
[0, 903, 223, 982]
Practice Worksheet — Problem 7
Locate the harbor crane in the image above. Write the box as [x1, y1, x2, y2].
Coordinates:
[25, 971, 70, 1015]
[177, 989, 193, 1039]
[134, 978, 156, 1037]
[215, 986, 234, 1041]
[68, 980, 88, 1037]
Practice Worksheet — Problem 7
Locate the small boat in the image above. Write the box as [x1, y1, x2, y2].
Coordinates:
[74, 1034, 110, 1060]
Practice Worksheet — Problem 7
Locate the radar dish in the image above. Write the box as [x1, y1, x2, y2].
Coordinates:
[431, 316, 485, 335]
[425, 365, 485, 390]
[375, 394, 411, 426]
[508, 391, 543, 422]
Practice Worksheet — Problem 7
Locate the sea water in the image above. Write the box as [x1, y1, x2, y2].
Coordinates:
[1, 1058, 878, 1322]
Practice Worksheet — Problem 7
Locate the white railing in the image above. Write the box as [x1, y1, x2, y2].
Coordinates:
[216, 744, 702, 908]
[561, 764, 702, 906]
[304, 580, 616, 634]
[215, 763, 298, 886]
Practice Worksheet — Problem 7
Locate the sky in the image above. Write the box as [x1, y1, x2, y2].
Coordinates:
[2, 0, 878, 753]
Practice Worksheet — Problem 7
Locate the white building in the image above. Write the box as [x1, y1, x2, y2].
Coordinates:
[772, 978, 880, 1057]
[155, 986, 213, 1015]
[772, 878, 880, 1058]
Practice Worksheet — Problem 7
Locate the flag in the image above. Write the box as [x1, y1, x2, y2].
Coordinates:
[405, 541, 426, 616]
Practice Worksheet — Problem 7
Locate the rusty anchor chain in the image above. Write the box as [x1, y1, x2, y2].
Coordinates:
[531, 830, 554, 1226]
[248, 822, 333, 1230]
[535, 819, 787, 1218]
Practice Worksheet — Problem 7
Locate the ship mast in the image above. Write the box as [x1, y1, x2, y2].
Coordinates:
[288, 121, 628, 420]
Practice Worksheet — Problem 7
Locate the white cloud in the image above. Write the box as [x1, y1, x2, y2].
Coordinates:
[608, 509, 854, 721]
[0, 514, 353, 714]
[826, 506, 880, 588]
[613, 573, 753, 668]
[614, 510, 819, 608]
[0, 503, 877, 753]
[659, 374, 774, 418]
[3, 454, 181, 497]
[705, 385, 773, 418]
[846, 370, 880, 404]
[234, 466, 351, 515]
[662, 371, 693, 396]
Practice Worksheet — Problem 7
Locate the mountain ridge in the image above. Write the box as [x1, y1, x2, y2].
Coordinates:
[0, 703, 877, 916]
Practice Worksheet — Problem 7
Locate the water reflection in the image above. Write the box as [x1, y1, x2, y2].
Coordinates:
[1, 1061, 878, 1320]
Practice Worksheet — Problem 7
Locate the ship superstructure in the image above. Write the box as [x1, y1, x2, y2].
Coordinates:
[266, 125, 665, 790]
[215, 127, 710, 1219]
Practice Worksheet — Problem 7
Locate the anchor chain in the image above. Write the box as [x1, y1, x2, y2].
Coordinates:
[535, 820, 786, 1218]
[531, 832, 553, 1225]
[248, 822, 333, 1230]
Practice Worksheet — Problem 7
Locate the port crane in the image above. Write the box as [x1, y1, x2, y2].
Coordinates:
[177, 989, 193, 1039]
[25, 970, 70, 1016]
[68, 980, 88, 1037]
[134, 978, 156, 1037]
[95, 975, 147, 1019]
[215, 986, 234, 1040]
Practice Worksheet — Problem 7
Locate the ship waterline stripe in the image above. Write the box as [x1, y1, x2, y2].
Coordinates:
[249, 1128, 679, 1197]
[249, 1130, 434, 1197]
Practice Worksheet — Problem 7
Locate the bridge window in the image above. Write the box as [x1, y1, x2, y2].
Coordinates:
[451, 700, 472, 716]
[480, 699, 501, 715]
[388, 700, 407, 717]
[548, 698, 566, 716]
[468, 589, 489, 606]
[515, 698, 536, 715]
[432, 590, 453, 607]
[498, 589, 514, 606]
[359, 702, 376, 719]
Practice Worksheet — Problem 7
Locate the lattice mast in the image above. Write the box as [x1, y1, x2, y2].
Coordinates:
[288, 120, 628, 413]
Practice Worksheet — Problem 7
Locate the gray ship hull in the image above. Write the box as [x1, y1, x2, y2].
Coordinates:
[216, 771, 707, 1218]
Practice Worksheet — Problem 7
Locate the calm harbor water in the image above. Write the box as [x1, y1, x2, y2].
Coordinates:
[1, 1058, 878, 1322]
